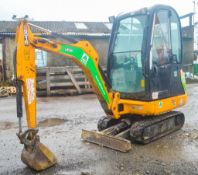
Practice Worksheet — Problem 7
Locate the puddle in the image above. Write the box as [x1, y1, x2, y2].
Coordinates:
[0, 118, 68, 130]
[38, 118, 67, 128]
[145, 130, 198, 162]
[0, 121, 17, 130]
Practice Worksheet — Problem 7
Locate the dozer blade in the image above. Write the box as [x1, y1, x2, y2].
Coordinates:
[82, 119, 132, 152]
[81, 129, 132, 152]
[21, 142, 57, 171]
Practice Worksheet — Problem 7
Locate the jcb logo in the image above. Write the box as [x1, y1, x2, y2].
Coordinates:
[24, 25, 29, 46]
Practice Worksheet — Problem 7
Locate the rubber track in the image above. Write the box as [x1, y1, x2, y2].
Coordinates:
[130, 111, 185, 144]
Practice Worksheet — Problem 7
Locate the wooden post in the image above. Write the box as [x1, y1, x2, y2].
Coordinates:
[66, 67, 82, 94]
[46, 67, 50, 96]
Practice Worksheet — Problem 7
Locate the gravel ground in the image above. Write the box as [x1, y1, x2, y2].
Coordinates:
[0, 84, 198, 175]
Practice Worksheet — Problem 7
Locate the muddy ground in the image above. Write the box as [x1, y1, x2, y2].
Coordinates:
[0, 84, 198, 175]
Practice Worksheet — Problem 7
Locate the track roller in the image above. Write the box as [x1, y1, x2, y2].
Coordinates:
[97, 116, 120, 131]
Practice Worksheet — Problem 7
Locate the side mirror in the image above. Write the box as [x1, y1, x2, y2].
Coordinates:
[108, 16, 115, 23]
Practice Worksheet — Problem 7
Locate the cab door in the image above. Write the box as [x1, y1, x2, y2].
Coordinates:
[149, 8, 183, 100]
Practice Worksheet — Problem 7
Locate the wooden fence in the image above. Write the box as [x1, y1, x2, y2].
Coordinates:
[37, 66, 100, 96]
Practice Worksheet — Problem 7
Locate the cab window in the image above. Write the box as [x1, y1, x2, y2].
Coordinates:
[170, 10, 181, 63]
[110, 15, 146, 94]
[151, 10, 171, 66]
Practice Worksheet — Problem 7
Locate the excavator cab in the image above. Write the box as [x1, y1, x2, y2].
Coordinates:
[107, 5, 185, 101]
[83, 4, 186, 152]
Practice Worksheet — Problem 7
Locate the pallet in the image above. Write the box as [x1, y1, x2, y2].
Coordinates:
[0, 86, 16, 97]
[6, 86, 16, 94]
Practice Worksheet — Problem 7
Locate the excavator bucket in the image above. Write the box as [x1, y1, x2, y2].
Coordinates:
[21, 142, 57, 171]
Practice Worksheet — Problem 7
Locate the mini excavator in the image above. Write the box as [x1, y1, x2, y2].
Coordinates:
[14, 5, 187, 171]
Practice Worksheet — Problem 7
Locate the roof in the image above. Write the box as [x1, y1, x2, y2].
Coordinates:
[0, 21, 112, 37]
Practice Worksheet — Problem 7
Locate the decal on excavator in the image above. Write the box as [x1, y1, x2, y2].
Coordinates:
[26, 78, 35, 104]
[80, 53, 89, 65]
[60, 44, 110, 104]
[180, 70, 186, 92]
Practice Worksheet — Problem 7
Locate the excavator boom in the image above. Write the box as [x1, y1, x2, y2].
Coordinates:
[15, 20, 116, 170]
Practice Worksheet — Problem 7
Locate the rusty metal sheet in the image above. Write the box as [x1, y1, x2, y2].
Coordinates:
[81, 129, 132, 152]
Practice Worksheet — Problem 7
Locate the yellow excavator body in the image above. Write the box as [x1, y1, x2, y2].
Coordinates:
[14, 4, 187, 171]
